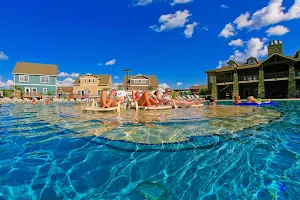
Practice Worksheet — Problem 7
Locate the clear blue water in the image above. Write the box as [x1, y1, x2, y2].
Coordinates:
[0, 101, 300, 199]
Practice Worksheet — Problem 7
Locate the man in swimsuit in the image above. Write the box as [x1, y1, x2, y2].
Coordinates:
[162, 88, 203, 107]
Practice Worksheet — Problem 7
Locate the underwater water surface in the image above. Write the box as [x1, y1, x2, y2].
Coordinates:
[0, 101, 299, 199]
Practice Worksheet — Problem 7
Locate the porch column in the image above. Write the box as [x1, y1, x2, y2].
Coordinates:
[232, 70, 239, 98]
[288, 61, 296, 98]
[258, 66, 265, 98]
[211, 75, 218, 99]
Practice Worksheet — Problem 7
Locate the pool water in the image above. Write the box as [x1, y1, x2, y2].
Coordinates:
[0, 101, 300, 199]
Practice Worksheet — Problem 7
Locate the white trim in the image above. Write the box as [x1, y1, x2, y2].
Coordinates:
[15, 83, 57, 86]
[32, 87, 38, 93]
[19, 75, 29, 82]
[40, 76, 50, 83]
[24, 87, 30, 93]
[13, 73, 57, 77]
[43, 88, 48, 93]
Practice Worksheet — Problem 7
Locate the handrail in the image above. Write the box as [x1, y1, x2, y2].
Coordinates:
[264, 71, 289, 79]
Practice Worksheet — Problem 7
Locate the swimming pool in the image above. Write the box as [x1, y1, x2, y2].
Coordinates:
[0, 101, 299, 199]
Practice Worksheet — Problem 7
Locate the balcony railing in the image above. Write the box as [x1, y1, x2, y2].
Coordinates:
[264, 71, 289, 79]
[238, 75, 258, 81]
[216, 77, 233, 83]
[23, 92, 41, 97]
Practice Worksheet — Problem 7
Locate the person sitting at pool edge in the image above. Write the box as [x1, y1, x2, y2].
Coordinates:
[209, 98, 216, 106]
[233, 96, 241, 105]
[162, 88, 203, 107]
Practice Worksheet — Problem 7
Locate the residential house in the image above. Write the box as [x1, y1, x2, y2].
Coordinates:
[189, 85, 207, 95]
[12, 62, 58, 97]
[122, 74, 159, 91]
[73, 74, 112, 97]
[57, 86, 73, 98]
[206, 40, 300, 99]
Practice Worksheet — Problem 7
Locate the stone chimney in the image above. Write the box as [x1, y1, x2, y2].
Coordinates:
[268, 40, 283, 56]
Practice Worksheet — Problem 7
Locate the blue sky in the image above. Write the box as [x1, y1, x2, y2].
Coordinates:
[0, 0, 300, 89]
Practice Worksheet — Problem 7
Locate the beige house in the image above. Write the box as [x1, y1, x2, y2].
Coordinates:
[73, 74, 112, 97]
[122, 74, 159, 91]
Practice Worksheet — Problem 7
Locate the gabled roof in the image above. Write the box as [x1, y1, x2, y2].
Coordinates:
[74, 74, 111, 85]
[246, 56, 259, 64]
[123, 75, 159, 86]
[227, 60, 239, 67]
[260, 53, 293, 65]
[12, 62, 58, 76]
[129, 74, 150, 79]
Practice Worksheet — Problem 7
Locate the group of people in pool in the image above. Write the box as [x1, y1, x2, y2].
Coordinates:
[97, 88, 215, 108]
[233, 95, 271, 105]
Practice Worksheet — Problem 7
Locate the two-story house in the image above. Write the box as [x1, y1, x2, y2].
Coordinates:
[206, 40, 300, 99]
[12, 62, 58, 97]
[73, 74, 112, 97]
[122, 74, 159, 91]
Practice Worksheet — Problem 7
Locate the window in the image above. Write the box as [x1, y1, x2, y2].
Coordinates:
[88, 79, 91, 83]
[249, 59, 254, 64]
[19, 75, 29, 82]
[32, 88, 37, 94]
[93, 79, 95, 83]
[142, 80, 146, 84]
[40, 76, 50, 83]
[88, 90, 91, 94]
[43, 88, 47, 93]
[229, 62, 233, 67]
[134, 80, 137, 84]
[98, 90, 101, 96]
[84, 79, 87, 83]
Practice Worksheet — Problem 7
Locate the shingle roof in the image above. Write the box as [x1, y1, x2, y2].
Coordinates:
[12, 62, 58, 76]
[190, 85, 207, 90]
[74, 74, 111, 85]
[122, 75, 159, 86]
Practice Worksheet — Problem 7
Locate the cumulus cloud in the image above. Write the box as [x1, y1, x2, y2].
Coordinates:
[150, 10, 192, 32]
[201, 26, 208, 31]
[158, 83, 170, 91]
[184, 22, 199, 38]
[70, 73, 79, 78]
[176, 82, 183, 86]
[0, 51, 8, 60]
[56, 78, 75, 87]
[58, 72, 79, 78]
[171, 0, 193, 6]
[105, 59, 116, 66]
[133, 0, 153, 6]
[266, 25, 290, 36]
[0, 77, 14, 89]
[217, 38, 268, 68]
[114, 76, 119, 79]
[219, 23, 236, 38]
[228, 39, 244, 47]
[221, 4, 229, 9]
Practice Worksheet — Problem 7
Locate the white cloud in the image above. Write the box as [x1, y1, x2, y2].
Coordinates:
[221, 4, 229, 9]
[266, 25, 290, 36]
[114, 76, 119, 79]
[133, 0, 153, 6]
[201, 26, 208, 31]
[219, 23, 236, 38]
[171, 0, 193, 6]
[70, 73, 79, 78]
[0, 51, 8, 60]
[176, 82, 183, 86]
[184, 22, 199, 38]
[105, 59, 116, 66]
[58, 72, 70, 77]
[217, 38, 268, 68]
[56, 78, 75, 87]
[150, 10, 192, 32]
[158, 83, 170, 90]
[228, 39, 244, 47]
[233, 0, 300, 30]
[0, 77, 14, 89]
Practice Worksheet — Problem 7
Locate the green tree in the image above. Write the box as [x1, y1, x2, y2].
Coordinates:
[200, 89, 207, 95]
[148, 86, 154, 91]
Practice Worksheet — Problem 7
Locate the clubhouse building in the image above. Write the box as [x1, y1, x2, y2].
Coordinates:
[206, 40, 300, 99]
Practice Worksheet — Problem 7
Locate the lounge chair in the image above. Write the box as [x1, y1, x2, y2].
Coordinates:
[127, 96, 174, 111]
[82, 100, 121, 113]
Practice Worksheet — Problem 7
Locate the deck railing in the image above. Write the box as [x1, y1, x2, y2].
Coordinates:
[216, 77, 233, 83]
[264, 71, 289, 79]
[238, 75, 258, 81]
[23, 92, 41, 97]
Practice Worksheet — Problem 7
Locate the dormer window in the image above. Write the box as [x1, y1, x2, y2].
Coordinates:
[229, 62, 234, 67]
[249, 59, 254, 64]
